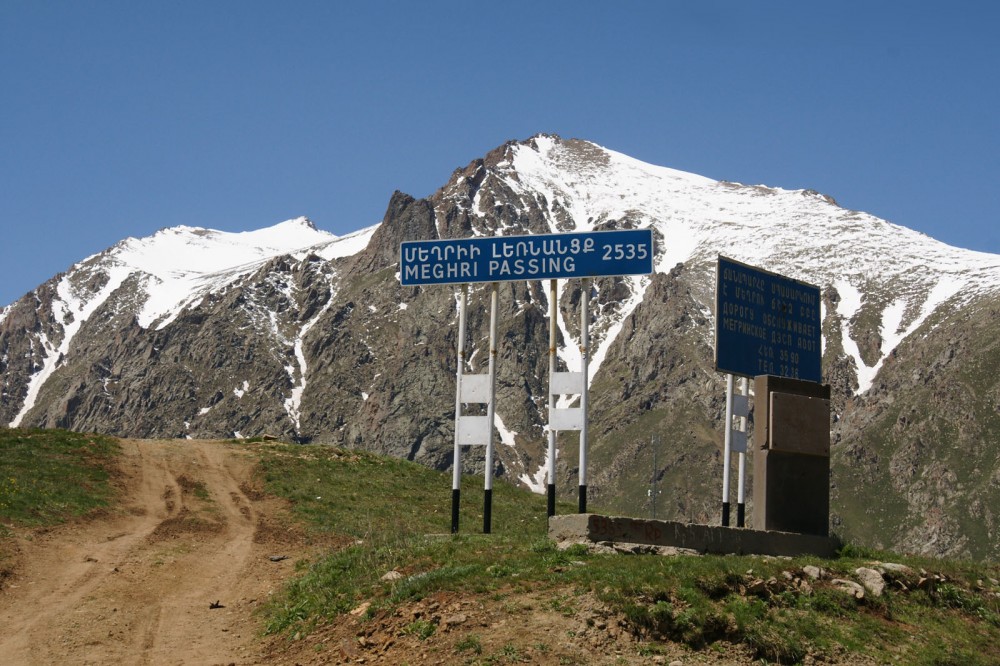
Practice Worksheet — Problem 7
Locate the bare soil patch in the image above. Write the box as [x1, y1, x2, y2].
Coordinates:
[0, 439, 320, 665]
[261, 588, 764, 666]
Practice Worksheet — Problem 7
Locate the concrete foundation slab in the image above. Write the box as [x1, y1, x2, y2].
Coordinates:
[549, 513, 838, 559]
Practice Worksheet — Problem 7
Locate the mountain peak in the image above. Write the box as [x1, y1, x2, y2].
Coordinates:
[277, 216, 318, 231]
[4, 137, 1000, 558]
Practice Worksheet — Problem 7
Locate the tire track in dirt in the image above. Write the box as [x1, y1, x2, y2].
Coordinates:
[0, 439, 309, 665]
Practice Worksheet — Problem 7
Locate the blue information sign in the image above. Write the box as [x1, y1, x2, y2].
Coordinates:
[400, 229, 654, 286]
[715, 256, 822, 383]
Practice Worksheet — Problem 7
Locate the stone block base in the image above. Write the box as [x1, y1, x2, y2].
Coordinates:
[549, 513, 838, 558]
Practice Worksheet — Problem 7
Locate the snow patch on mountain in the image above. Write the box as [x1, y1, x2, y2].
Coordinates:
[284, 274, 339, 434]
[313, 224, 380, 261]
[589, 274, 649, 383]
[494, 412, 518, 448]
[498, 136, 1000, 395]
[50, 218, 376, 334]
[120, 218, 336, 329]
[519, 462, 548, 494]
[835, 280, 875, 393]
[10, 266, 132, 426]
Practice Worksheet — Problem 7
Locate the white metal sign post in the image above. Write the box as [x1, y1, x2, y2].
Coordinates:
[579, 277, 591, 513]
[546, 280, 558, 516]
[450, 284, 469, 533]
[721, 374, 733, 526]
[545, 278, 591, 515]
[451, 283, 500, 534]
[721, 375, 749, 526]
[734, 377, 749, 526]
[483, 283, 499, 532]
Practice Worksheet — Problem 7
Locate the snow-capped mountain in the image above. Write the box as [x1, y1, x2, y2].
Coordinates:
[2, 135, 998, 559]
[3, 218, 377, 429]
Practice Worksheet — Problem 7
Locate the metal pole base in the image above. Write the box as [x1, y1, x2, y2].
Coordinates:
[721, 501, 731, 527]
[578, 485, 587, 513]
[547, 484, 556, 517]
[736, 502, 745, 528]
[451, 488, 460, 534]
[483, 488, 493, 534]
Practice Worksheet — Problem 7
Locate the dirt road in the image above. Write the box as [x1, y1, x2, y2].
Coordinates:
[0, 439, 309, 665]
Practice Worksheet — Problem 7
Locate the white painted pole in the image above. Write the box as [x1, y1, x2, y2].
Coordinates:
[721, 373, 734, 526]
[451, 283, 468, 533]
[483, 282, 499, 533]
[547, 279, 558, 517]
[578, 277, 590, 514]
[736, 376, 748, 528]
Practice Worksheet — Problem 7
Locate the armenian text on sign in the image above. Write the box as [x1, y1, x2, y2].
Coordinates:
[400, 229, 654, 286]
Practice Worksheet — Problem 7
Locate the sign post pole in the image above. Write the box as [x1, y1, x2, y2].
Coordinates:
[736, 377, 748, 527]
[721, 373, 734, 526]
[578, 278, 590, 513]
[483, 283, 499, 533]
[451, 284, 469, 534]
[547, 279, 558, 517]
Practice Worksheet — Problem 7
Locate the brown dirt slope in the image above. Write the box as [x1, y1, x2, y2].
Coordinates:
[0, 439, 313, 666]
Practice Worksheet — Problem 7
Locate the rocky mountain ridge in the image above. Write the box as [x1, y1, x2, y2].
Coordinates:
[2, 134, 999, 559]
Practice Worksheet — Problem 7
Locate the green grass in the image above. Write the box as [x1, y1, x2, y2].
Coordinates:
[0, 428, 121, 581]
[454, 633, 483, 655]
[4, 431, 996, 663]
[0, 428, 120, 528]
[254, 442, 1000, 664]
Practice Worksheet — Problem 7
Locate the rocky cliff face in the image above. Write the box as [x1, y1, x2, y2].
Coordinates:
[831, 299, 1000, 558]
[2, 134, 999, 559]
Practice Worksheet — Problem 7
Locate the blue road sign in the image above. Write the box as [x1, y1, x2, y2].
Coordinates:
[400, 229, 655, 286]
[715, 256, 822, 383]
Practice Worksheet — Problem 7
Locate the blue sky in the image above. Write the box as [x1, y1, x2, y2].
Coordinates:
[2, 1, 998, 307]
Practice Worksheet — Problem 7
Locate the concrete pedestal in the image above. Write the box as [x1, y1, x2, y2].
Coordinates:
[753, 376, 831, 537]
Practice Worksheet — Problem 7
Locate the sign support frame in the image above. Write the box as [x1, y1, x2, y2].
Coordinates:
[546, 279, 558, 517]
[721, 373, 734, 526]
[451, 284, 469, 533]
[545, 278, 592, 515]
[410, 230, 655, 533]
[736, 376, 748, 527]
[451, 282, 501, 534]
[483, 282, 499, 533]
[578, 277, 590, 513]
[721, 373, 751, 527]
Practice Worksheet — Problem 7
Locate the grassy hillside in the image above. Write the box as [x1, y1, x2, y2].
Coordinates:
[0, 428, 120, 584]
[0, 428, 120, 530]
[252, 441, 1000, 665]
[3, 429, 999, 664]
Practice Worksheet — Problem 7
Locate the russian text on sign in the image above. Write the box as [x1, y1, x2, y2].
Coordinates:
[715, 256, 822, 383]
